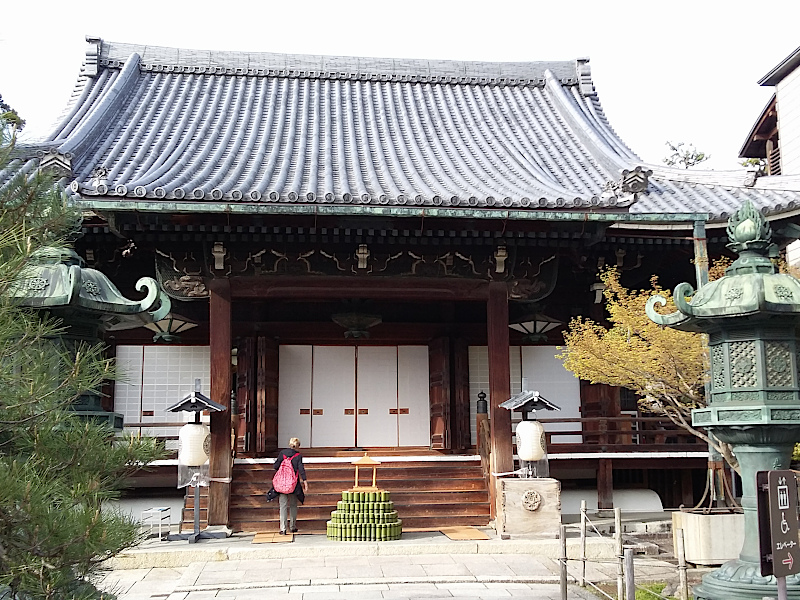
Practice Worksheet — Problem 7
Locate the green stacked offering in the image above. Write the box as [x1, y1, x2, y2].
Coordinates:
[326, 489, 402, 541]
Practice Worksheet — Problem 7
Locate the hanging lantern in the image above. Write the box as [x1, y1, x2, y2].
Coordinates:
[144, 313, 198, 343]
[516, 420, 547, 462]
[178, 422, 211, 467]
[509, 313, 563, 343]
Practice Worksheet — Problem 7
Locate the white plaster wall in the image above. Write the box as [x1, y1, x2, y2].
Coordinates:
[115, 345, 211, 438]
[777, 66, 800, 175]
[468, 346, 579, 446]
[468, 346, 522, 446]
[787, 239, 800, 267]
[520, 347, 582, 443]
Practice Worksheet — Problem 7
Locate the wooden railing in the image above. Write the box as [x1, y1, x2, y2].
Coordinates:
[535, 416, 700, 453]
[126, 415, 699, 455]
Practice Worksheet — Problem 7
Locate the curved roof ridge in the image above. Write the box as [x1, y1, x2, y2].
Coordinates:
[98, 39, 582, 84]
[57, 53, 142, 163]
[753, 174, 800, 190]
[648, 164, 770, 187]
[542, 70, 632, 176]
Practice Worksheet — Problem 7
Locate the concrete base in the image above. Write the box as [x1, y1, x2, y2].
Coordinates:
[204, 525, 233, 537]
[495, 477, 561, 538]
[107, 530, 616, 569]
[672, 511, 744, 566]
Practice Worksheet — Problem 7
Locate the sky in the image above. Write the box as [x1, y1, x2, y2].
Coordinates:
[2, 0, 799, 171]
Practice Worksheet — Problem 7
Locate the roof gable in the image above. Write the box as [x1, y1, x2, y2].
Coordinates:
[759, 45, 800, 87]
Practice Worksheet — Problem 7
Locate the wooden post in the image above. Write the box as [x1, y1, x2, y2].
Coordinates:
[676, 528, 689, 600]
[598, 418, 609, 447]
[598, 458, 613, 511]
[624, 547, 635, 600]
[579, 500, 587, 587]
[693, 220, 709, 289]
[560, 524, 568, 600]
[487, 282, 512, 476]
[615, 507, 624, 600]
[694, 218, 723, 504]
[207, 279, 232, 526]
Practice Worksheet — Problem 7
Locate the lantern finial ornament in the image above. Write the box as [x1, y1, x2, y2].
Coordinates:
[726, 199, 772, 255]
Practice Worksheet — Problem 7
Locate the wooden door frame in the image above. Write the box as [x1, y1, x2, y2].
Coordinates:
[429, 336, 451, 449]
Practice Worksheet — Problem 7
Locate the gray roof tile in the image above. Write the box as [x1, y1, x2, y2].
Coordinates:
[15, 38, 800, 224]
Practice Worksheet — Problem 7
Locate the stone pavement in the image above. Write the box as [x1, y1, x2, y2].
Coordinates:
[99, 529, 688, 599]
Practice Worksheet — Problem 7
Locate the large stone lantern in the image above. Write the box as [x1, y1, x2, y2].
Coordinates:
[10, 247, 171, 429]
[646, 201, 800, 600]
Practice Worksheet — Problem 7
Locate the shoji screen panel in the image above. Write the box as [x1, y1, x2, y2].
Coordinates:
[278, 345, 313, 449]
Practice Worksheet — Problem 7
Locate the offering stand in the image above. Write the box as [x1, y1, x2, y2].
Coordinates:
[326, 454, 403, 541]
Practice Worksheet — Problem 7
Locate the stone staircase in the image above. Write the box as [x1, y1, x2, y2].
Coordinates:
[181, 457, 490, 533]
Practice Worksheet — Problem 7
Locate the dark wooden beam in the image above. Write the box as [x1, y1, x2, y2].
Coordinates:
[231, 322, 488, 345]
[229, 276, 489, 301]
[487, 282, 513, 476]
[208, 279, 232, 526]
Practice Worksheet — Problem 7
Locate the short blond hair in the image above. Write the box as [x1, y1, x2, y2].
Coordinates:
[288, 437, 301, 449]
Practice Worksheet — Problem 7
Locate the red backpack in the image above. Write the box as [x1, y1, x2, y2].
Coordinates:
[273, 454, 299, 494]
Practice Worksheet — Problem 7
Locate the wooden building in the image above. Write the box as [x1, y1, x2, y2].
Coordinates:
[740, 44, 800, 177]
[10, 36, 800, 531]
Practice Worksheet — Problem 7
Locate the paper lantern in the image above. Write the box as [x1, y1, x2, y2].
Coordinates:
[516, 420, 546, 462]
[178, 423, 210, 467]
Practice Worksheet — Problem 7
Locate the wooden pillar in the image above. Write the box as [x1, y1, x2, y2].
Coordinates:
[235, 337, 255, 455]
[692, 220, 709, 289]
[429, 337, 451, 449]
[681, 468, 695, 508]
[257, 336, 279, 453]
[208, 280, 232, 526]
[597, 457, 613, 511]
[487, 282, 513, 475]
[451, 337, 471, 451]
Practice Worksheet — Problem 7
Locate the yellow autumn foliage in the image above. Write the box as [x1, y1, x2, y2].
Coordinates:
[560, 269, 705, 413]
[558, 267, 739, 471]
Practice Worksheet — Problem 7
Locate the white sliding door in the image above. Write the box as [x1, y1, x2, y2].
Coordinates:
[311, 346, 356, 447]
[398, 345, 430, 446]
[278, 344, 431, 448]
[356, 347, 399, 447]
[278, 345, 313, 447]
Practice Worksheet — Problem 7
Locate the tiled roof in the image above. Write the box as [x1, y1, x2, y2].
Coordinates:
[10, 38, 800, 224]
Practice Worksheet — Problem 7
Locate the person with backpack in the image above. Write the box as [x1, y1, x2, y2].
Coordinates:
[271, 437, 308, 535]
